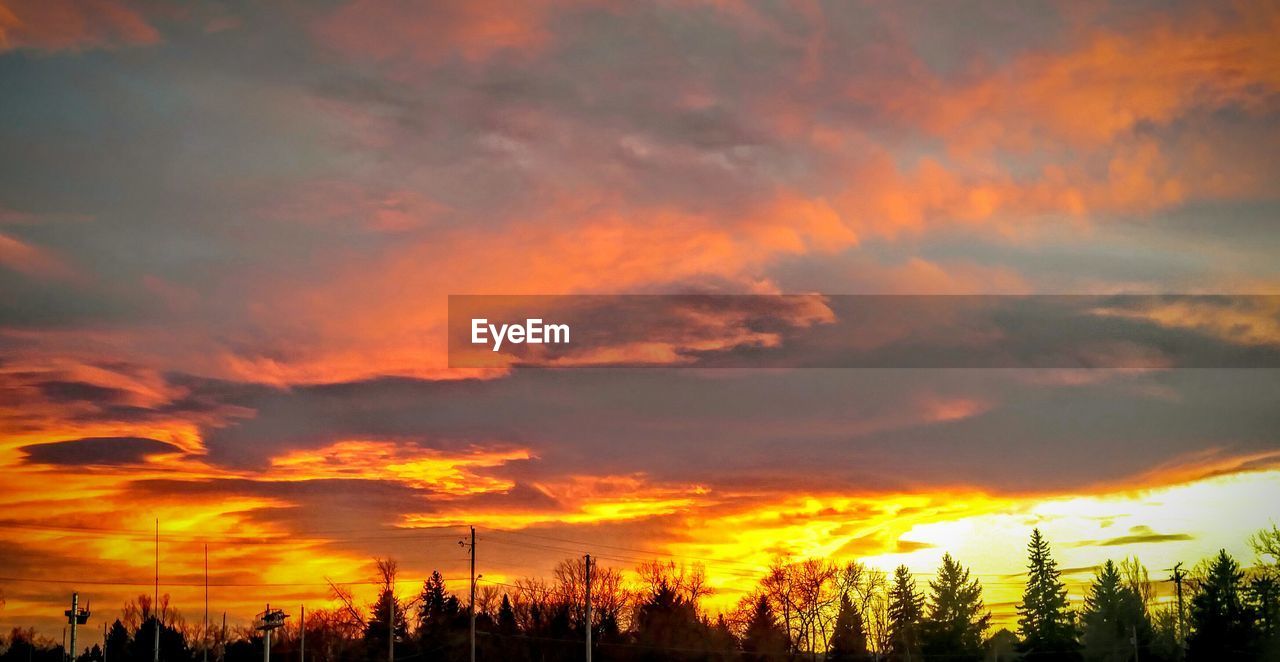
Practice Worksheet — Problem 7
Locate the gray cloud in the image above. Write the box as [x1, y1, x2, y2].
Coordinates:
[20, 437, 183, 466]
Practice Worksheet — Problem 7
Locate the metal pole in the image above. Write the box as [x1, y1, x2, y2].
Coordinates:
[469, 526, 476, 662]
[300, 604, 305, 662]
[103, 622, 108, 662]
[586, 553, 593, 660]
[264, 604, 271, 662]
[1132, 624, 1141, 662]
[154, 519, 160, 662]
[204, 544, 209, 662]
[220, 612, 226, 662]
[1173, 563, 1186, 650]
[388, 597, 394, 662]
[69, 593, 79, 662]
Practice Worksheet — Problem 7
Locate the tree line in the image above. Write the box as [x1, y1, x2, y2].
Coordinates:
[3, 525, 1278, 661]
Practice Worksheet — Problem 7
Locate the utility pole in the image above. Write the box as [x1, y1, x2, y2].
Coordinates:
[584, 554, 592, 662]
[388, 597, 394, 662]
[1171, 562, 1186, 651]
[465, 526, 476, 662]
[220, 612, 226, 662]
[154, 519, 160, 662]
[103, 622, 108, 662]
[299, 604, 305, 662]
[203, 544, 209, 662]
[257, 605, 287, 662]
[64, 592, 90, 662]
[1131, 624, 1141, 662]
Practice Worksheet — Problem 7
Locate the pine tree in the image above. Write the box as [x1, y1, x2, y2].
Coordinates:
[922, 553, 990, 662]
[416, 571, 463, 658]
[418, 570, 455, 632]
[1188, 550, 1254, 660]
[829, 593, 869, 660]
[104, 619, 130, 662]
[1017, 529, 1080, 660]
[1248, 573, 1280, 659]
[1081, 560, 1150, 661]
[742, 594, 789, 661]
[497, 594, 517, 635]
[888, 565, 925, 661]
[364, 588, 408, 662]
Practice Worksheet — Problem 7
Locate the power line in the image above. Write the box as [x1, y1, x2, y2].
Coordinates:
[478, 526, 1100, 581]
[0, 575, 465, 588]
[0, 521, 466, 544]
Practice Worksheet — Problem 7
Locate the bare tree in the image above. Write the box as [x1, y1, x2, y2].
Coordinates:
[1251, 524, 1280, 574]
[838, 561, 891, 654]
[552, 557, 629, 630]
[512, 577, 554, 631]
[326, 580, 366, 632]
[635, 560, 710, 607]
[1120, 556, 1155, 612]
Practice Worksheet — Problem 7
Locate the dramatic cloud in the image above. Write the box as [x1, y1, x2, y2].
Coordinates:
[19, 436, 184, 466]
[0, 0, 159, 52]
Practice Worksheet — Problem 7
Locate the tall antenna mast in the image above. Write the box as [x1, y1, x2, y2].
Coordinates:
[154, 518, 160, 662]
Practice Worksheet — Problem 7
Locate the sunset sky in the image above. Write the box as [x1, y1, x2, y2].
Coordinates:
[2, 0, 1280, 639]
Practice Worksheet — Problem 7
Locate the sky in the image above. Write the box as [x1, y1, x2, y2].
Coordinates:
[1, 0, 1279, 638]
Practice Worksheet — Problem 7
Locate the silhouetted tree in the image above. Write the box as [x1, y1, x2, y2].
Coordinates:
[1017, 529, 1080, 660]
[888, 565, 925, 661]
[1249, 524, 1280, 659]
[922, 553, 990, 662]
[130, 616, 188, 662]
[1081, 560, 1151, 661]
[828, 593, 869, 660]
[707, 614, 740, 659]
[363, 559, 408, 662]
[1187, 550, 1253, 660]
[984, 628, 1019, 661]
[75, 642, 103, 662]
[1248, 575, 1280, 659]
[632, 578, 709, 661]
[104, 619, 130, 661]
[741, 594, 789, 661]
[1, 628, 61, 662]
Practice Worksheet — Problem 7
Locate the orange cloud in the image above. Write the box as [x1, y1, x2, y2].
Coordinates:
[910, 3, 1280, 150]
[269, 440, 531, 497]
[1091, 296, 1280, 347]
[0, 0, 159, 52]
[313, 0, 566, 68]
[0, 232, 75, 280]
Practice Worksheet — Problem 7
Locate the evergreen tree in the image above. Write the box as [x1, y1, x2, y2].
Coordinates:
[1188, 550, 1254, 660]
[922, 553, 991, 662]
[888, 565, 925, 661]
[741, 594, 789, 661]
[103, 620, 130, 662]
[1081, 560, 1150, 661]
[633, 579, 710, 661]
[129, 616, 189, 662]
[707, 614, 740, 658]
[1248, 574, 1280, 659]
[363, 588, 408, 662]
[497, 594, 518, 635]
[829, 593, 869, 660]
[1017, 529, 1080, 660]
[416, 571, 463, 658]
